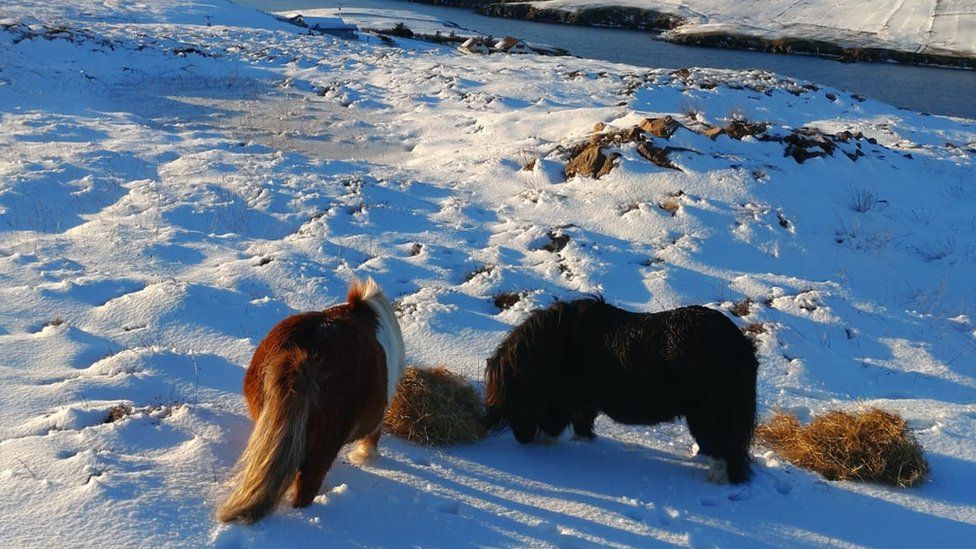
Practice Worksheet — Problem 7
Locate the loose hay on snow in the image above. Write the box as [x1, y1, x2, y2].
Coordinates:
[384, 366, 486, 446]
[757, 408, 929, 487]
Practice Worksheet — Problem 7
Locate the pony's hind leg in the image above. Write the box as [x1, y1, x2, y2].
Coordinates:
[571, 409, 598, 440]
[539, 407, 572, 441]
[348, 428, 381, 466]
[722, 450, 751, 484]
[511, 419, 538, 444]
[686, 411, 752, 484]
[292, 434, 344, 508]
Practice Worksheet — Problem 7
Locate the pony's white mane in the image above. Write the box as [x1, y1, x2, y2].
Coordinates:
[350, 277, 406, 403]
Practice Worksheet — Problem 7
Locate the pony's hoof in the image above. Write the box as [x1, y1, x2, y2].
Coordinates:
[348, 443, 378, 466]
[706, 458, 730, 484]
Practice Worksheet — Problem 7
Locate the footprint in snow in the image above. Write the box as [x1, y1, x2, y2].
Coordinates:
[655, 507, 679, 526]
[699, 497, 719, 507]
[623, 507, 646, 521]
[35, 374, 79, 386]
[727, 485, 752, 501]
[435, 500, 460, 515]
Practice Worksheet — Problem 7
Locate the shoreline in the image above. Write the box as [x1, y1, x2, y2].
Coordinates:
[401, 0, 976, 71]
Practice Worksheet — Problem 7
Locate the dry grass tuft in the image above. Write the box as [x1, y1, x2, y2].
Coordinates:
[757, 408, 929, 487]
[741, 321, 766, 335]
[384, 366, 486, 446]
[658, 198, 681, 216]
[493, 291, 523, 311]
[105, 403, 133, 423]
[730, 298, 753, 317]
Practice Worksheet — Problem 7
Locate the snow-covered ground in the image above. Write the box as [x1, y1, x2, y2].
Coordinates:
[1, 0, 976, 546]
[503, 0, 976, 57]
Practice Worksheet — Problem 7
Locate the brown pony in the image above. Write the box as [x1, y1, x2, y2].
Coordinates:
[217, 278, 405, 524]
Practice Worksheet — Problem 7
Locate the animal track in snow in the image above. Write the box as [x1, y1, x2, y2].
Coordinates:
[655, 507, 680, 525]
[623, 506, 647, 521]
[727, 485, 753, 501]
[699, 497, 719, 507]
[435, 500, 461, 515]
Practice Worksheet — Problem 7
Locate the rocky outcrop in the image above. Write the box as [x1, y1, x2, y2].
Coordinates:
[477, 4, 683, 31]
[564, 121, 687, 179]
[636, 142, 680, 171]
[667, 31, 976, 70]
[640, 116, 682, 139]
[406, 1, 975, 70]
[564, 143, 619, 179]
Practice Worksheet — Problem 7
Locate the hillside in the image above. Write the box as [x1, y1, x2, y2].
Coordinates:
[464, 0, 976, 66]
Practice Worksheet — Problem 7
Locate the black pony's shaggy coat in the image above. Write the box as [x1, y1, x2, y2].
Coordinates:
[484, 298, 758, 483]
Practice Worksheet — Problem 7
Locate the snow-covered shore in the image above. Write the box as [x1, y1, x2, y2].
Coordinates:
[1, 0, 975, 546]
[450, 0, 976, 67]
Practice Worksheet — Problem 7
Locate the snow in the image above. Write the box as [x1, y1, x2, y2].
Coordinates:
[510, 0, 976, 57]
[1, 0, 976, 546]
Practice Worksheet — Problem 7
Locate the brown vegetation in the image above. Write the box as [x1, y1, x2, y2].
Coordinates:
[730, 298, 753, 317]
[384, 366, 486, 446]
[757, 408, 929, 487]
[493, 291, 523, 310]
[741, 322, 766, 335]
[105, 403, 133, 423]
[658, 198, 681, 216]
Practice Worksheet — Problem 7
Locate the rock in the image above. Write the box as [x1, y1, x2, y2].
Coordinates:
[640, 115, 682, 139]
[592, 125, 644, 145]
[725, 120, 768, 140]
[596, 152, 620, 177]
[636, 143, 680, 170]
[783, 128, 836, 163]
[701, 126, 726, 140]
[565, 143, 619, 179]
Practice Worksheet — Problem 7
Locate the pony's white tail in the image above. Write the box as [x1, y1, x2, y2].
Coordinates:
[217, 350, 311, 524]
[348, 278, 406, 402]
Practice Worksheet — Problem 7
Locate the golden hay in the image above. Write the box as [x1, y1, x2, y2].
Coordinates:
[384, 366, 486, 446]
[757, 407, 929, 487]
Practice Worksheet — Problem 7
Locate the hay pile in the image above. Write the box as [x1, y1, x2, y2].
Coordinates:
[757, 408, 929, 487]
[384, 366, 486, 446]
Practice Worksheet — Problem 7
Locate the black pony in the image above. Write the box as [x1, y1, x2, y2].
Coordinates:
[484, 297, 758, 483]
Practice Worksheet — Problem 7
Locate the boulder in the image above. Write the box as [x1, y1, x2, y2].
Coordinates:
[725, 120, 768, 140]
[565, 143, 619, 179]
[636, 143, 680, 170]
[701, 125, 725, 140]
[639, 115, 682, 139]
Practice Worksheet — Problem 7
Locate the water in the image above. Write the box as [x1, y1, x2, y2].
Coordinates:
[239, 0, 975, 119]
